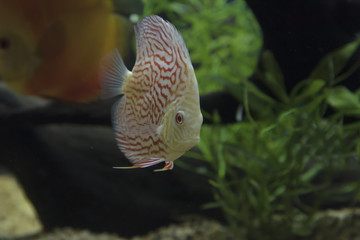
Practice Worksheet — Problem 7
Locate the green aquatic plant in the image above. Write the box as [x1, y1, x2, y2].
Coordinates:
[139, 0, 360, 239]
[188, 39, 360, 239]
[141, 0, 263, 94]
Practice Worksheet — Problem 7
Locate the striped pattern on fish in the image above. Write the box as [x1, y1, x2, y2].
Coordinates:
[100, 15, 203, 171]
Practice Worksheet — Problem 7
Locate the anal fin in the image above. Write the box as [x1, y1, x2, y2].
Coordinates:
[113, 158, 166, 171]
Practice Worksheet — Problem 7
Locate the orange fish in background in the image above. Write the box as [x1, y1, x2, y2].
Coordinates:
[0, 0, 133, 102]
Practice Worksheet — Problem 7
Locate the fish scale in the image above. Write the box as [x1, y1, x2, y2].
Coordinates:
[100, 15, 203, 171]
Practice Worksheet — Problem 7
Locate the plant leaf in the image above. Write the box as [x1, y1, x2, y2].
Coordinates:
[327, 87, 360, 114]
[293, 79, 326, 104]
[258, 50, 288, 103]
[309, 39, 360, 84]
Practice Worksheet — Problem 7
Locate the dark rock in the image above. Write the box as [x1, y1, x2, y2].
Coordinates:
[0, 124, 220, 237]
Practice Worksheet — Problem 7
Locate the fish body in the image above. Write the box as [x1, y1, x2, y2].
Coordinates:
[0, 0, 133, 102]
[0, 1, 40, 88]
[101, 15, 203, 171]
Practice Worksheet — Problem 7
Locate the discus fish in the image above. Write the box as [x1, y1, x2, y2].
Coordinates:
[100, 15, 203, 171]
[0, 0, 133, 102]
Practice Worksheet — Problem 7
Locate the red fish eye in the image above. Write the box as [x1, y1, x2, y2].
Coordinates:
[0, 38, 10, 50]
[175, 112, 183, 125]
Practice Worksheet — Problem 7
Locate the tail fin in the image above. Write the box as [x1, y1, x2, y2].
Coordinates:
[99, 48, 130, 99]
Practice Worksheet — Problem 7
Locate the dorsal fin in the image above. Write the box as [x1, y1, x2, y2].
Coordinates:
[133, 15, 191, 67]
[99, 48, 130, 99]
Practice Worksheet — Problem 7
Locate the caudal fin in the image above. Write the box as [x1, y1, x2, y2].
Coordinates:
[99, 48, 130, 99]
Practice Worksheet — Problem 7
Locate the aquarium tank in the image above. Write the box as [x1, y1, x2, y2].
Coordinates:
[0, 0, 360, 240]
